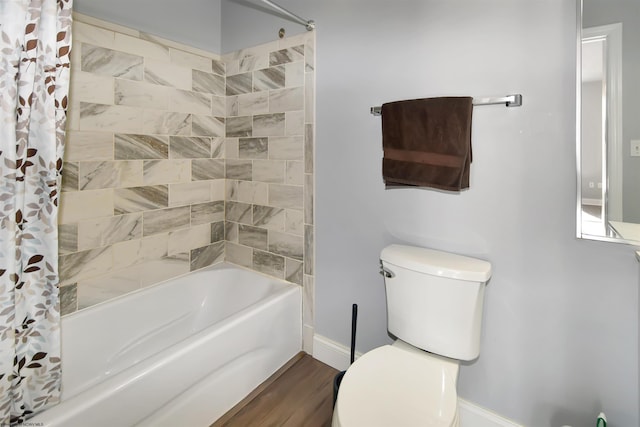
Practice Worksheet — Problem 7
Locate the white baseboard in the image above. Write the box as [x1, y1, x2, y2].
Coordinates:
[313, 334, 523, 427]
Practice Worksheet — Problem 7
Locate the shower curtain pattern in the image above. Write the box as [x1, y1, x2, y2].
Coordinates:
[0, 0, 72, 424]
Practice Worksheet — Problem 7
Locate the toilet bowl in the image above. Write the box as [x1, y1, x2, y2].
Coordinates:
[332, 244, 491, 427]
[332, 340, 460, 427]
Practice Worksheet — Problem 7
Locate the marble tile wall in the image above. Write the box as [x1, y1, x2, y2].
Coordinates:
[60, 15, 227, 314]
[222, 32, 316, 352]
[60, 15, 316, 353]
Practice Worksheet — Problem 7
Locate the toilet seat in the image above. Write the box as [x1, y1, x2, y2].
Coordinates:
[332, 344, 459, 427]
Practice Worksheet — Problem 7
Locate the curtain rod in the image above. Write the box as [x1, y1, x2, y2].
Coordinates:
[370, 94, 523, 116]
[258, 0, 315, 31]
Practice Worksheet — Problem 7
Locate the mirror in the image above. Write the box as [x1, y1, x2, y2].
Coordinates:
[577, 0, 640, 245]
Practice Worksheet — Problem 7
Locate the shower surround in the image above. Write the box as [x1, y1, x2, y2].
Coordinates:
[59, 14, 315, 348]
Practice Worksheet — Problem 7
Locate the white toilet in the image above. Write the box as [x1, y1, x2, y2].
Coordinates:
[332, 244, 492, 427]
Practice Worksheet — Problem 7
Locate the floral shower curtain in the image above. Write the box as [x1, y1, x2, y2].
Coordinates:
[0, 0, 72, 424]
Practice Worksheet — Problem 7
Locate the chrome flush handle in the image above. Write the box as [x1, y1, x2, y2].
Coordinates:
[379, 262, 395, 278]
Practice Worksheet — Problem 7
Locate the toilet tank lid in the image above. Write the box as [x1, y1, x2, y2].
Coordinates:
[380, 244, 492, 282]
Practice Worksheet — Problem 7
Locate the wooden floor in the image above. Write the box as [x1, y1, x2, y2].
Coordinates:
[212, 353, 339, 427]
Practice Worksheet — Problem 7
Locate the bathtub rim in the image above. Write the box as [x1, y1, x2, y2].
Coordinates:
[63, 261, 297, 320]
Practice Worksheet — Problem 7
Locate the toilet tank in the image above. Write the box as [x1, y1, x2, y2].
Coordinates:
[380, 244, 492, 361]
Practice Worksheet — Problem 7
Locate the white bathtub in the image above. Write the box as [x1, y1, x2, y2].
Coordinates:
[29, 262, 302, 427]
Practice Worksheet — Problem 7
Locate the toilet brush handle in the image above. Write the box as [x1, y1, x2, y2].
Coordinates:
[350, 304, 358, 365]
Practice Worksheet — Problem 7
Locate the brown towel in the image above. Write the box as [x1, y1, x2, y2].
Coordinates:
[381, 97, 473, 191]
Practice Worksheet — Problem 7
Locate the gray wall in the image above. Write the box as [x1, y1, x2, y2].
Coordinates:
[584, 0, 640, 222]
[74, 0, 222, 54]
[222, 1, 639, 426]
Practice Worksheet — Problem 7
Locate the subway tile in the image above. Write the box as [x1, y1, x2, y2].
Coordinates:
[239, 54, 268, 73]
[225, 138, 239, 160]
[238, 92, 269, 116]
[225, 221, 239, 242]
[77, 272, 140, 309]
[253, 205, 285, 231]
[253, 113, 285, 137]
[79, 161, 143, 190]
[212, 59, 225, 76]
[143, 160, 191, 185]
[211, 138, 225, 158]
[169, 136, 211, 159]
[252, 249, 285, 279]
[285, 111, 304, 136]
[170, 48, 212, 72]
[226, 95, 239, 118]
[304, 224, 314, 275]
[269, 184, 303, 209]
[225, 242, 252, 268]
[140, 233, 169, 261]
[114, 185, 169, 214]
[115, 79, 169, 109]
[226, 201, 252, 224]
[253, 160, 285, 183]
[168, 89, 212, 115]
[58, 223, 78, 255]
[226, 159, 252, 180]
[253, 66, 285, 92]
[81, 44, 143, 80]
[192, 115, 225, 137]
[269, 87, 304, 113]
[285, 61, 304, 88]
[139, 257, 190, 288]
[58, 189, 114, 224]
[237, 181, 268, 205]
[65, 131, 113, 162]
[224, 58, 239, 76]
[226, 72, 252, 96]
[211, 179, 225, 200]
[304, 173, 314, 225]
[190, 241, 224, 271]
[193, 70, 225, 95]
[144, 58, 192, 90]
[286, 258, 303, 285]
[169, 181, 212, 207]
[303, 274, 314, 324]
[115, 134, 169, 160]
[305, 37, 315, 72]
[60, 283, 78, 316]
[285, 209, 304, 235]
[286, 161, 304, 185]
[112, 239, 142, 270]
[80, 102, 142, 134]
[62, 162, 78, 192]
[143, 206, 191, 236]
[114, 33, 170, 61]
[59, 246, 113, 285]
[73, 21, 115, 47]
[212, 96, 226, 117]
[269, 136, 303, 160]
[239, 137, 268, 159]
[77, 213, 143, 250]
[191, 200, 225, 225]
[238, 224, 268, 251]
[305, 73, 314, 123]
[142, 111, 191, 136]
[305, 123, 314, 173]
[226, 179, 238, 201]
[226, 116, 252, 137]
[168, 223, 211, 256]
[269, 46, 304, 66]
[69, 70, 114, 105]
[268, 230, 303, 260]
[192, 159, 225, 180]
[211, 221, 225, 243]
